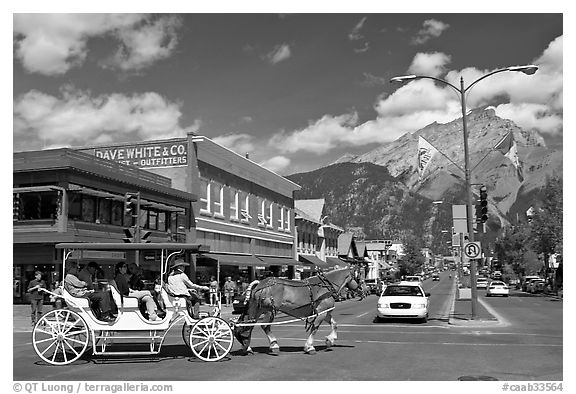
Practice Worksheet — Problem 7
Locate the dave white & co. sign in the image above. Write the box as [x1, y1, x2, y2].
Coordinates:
[93, 142, 188, 169]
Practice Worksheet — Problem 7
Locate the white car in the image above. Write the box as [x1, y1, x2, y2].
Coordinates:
[486, 281, 509, 297]
[401, 275, 423, 286]
[376, 283, 430, 323]
[476, 277, 489, 289]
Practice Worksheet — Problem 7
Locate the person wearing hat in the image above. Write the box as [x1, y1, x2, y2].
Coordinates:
[167, 258, 209, 319]
[64, 261, 116, 323]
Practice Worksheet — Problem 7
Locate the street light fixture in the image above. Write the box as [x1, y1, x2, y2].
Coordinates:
[390, 64, 538, 319]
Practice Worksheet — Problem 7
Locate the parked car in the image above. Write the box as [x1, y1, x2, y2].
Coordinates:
[476, 277, 489, 289]
[486, 281, 509, 297]
[491, 271, 502, 280]
[432, 274, 440, 281]
[522, 276, 542, 292]
[401, 275, 423, 285]
[527, 279, 546, 294]
[376, 283, 430, 323]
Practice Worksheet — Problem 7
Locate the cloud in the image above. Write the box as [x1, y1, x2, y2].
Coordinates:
[268, 35, 562, 157]
[13, 14, 181, 75]
[494, 103, 562, 135]
[13, 86, 196, 151]
[361, 72, 388, 87]
[212, 133, 255, 156]
[354, 42, 370, 53]
[408, 52, 452, 77]
[104, 15, 182, 72]
[265, 44, 291, 64]
[348, 17, 367, 40]
[258, 156, 292, 173]
[411, 19, 450, 45]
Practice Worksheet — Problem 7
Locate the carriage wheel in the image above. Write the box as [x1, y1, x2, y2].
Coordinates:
[32, 309, 89, 366]
[189, 317, 233, 362]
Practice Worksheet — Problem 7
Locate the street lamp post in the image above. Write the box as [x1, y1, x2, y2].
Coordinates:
[391, 65, 538, 318]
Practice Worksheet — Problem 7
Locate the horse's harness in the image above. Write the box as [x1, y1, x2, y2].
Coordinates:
[238, 269, 353, 328]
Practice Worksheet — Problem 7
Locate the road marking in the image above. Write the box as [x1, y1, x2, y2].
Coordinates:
[478, 297, 511, 327]
[356, 312, 370, 318]
[272, 337, 561, 348]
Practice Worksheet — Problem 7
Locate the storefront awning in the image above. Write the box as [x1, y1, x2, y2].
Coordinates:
[299, 254, 331, 269]
[326, 257, 350, 269]
[200, 253, 263, 267]
[258, 256, 300, 266]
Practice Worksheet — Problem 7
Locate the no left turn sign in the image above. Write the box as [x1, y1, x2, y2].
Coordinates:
[463, 242, 482, 259]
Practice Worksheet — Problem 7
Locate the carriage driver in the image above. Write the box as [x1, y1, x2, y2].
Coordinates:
[166, 259, 209, 319]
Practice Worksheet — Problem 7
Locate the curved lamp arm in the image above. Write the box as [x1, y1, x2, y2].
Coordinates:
[390, 75, 461, 95]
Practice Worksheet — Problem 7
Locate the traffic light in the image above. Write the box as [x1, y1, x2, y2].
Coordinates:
[124, 193, 137, 215]
[478, 185, 488, 223]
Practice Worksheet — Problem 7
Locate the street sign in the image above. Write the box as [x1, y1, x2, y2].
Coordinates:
[463, 242, 482, 259]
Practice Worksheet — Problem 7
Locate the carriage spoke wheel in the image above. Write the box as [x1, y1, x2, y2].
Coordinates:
[32, 309, 89, 366]
[189, 317, 233, 362]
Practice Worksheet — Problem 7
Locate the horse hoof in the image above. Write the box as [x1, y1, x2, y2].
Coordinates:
[325, 338, 335, 348]
[241, 347, 254, 356]
[304, 348, 316, 355]
[269, 347, 280, 354]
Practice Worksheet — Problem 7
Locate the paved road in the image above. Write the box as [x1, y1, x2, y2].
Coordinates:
[13, 272, 562, 381]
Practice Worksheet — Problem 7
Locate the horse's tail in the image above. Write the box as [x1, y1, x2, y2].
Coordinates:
[244, 280, 260, 305]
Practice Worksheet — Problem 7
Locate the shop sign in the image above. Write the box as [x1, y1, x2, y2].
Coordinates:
[70, 251, 126, 260]
[93, 141, 188, 169]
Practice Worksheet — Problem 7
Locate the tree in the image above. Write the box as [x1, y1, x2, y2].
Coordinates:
[494, 225, 531, 277]
[399, 234, 425, 276]
[528, 175, 562, 276]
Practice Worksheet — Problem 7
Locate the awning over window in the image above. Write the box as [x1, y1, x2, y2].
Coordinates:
[200, 253, 263, 267]
[326, 257, 350, 269]
[298, 254, 331, 269]
[257, 256, 300, 266]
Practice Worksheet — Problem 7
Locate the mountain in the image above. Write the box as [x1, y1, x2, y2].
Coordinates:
[287, 108, 562, 252]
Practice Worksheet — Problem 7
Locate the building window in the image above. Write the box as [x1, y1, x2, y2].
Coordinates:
[284, 208, 290, 231]
[111, 201, 123, 226]
[200, 179, 211, 214]
[278, 206, 285, 230]
[240, 193, 251, 223]
[97, 199, 112, 224]
[267, 202, 273, 228]
[214, 184, 224, 217]
[230, 189, 239, 221]
[16, 191, 59, 221]
[258, 199, 267, 227]
[81, 197, 96, 222]
[157, 211, 166, 232]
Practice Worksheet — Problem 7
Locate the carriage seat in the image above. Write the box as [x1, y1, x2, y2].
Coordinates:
[108, 280, 139, 308]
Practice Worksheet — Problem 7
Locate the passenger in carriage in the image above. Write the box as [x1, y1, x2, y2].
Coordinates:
[64, 261, 116, 323]
[166, 259, 209, 319]
[114, 262, 159, 321]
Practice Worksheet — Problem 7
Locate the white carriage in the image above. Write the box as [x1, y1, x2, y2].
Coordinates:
[32, 243, 234, 365]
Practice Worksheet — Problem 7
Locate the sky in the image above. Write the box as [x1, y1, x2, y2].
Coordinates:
[12, 12, 563, 176]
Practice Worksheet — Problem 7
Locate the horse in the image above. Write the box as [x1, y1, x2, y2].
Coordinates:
[232, 267, 359, 355]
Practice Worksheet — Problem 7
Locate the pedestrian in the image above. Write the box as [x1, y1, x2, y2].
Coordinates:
[27, 270, 46, 327]
[209, 276, 219, 306]
[223, 276, 236, 306]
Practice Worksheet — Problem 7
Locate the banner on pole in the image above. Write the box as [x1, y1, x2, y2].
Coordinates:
[417, 136, 438, 179]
